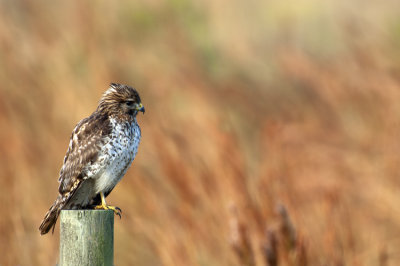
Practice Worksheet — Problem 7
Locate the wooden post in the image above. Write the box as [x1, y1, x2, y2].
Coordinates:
[59, 210, 114, 266]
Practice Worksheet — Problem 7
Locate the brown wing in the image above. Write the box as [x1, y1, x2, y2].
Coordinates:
[39, 112, 111, 234]
[58, 112, 111, 196]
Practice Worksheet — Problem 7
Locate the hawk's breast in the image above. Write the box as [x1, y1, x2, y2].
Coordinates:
[88, 117, 141, 194]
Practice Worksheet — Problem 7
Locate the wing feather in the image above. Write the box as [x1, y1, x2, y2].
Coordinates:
[39, 112, 111, 234]
[58, 112, 111, 195]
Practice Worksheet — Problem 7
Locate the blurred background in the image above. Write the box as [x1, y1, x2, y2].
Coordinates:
[1, 0, 400, 265]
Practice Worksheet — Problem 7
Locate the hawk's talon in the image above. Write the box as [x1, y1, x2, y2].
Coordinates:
[95, 191, 122, 218]
[95, 204, 122, 218]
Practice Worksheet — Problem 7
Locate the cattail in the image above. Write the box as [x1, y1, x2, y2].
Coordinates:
[296, 235, 308, 266]
[277, 204, 296, 251]
[229, 205, 255, 266]
[262, 228, 278, 266]
[379, 246, 388, 266]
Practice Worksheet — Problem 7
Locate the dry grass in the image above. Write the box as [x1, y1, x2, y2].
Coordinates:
[1, 0, 400, 265]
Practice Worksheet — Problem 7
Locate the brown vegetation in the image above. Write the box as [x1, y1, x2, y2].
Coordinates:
[1, 0, 400, 265]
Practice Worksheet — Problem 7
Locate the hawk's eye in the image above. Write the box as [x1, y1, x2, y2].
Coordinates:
[126, 101, 134, 106]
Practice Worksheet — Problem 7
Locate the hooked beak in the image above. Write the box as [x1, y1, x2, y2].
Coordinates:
[136, 103, 145, 114]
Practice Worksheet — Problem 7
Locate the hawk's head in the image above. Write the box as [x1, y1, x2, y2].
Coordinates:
[98, 83, 145, 120]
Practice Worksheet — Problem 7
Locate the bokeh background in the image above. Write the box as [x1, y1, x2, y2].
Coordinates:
[1, 0, 400, 265]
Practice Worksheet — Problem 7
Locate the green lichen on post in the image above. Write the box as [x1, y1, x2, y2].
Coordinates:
[59, 210, 114, 266]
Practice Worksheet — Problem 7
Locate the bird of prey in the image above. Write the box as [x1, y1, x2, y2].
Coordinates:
[39, 83, 145, 235]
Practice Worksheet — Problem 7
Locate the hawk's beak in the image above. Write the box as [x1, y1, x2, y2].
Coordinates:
[137, 103, 145, 114]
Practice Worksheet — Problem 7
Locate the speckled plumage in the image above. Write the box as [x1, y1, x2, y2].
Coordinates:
[39, 83, 144, 235]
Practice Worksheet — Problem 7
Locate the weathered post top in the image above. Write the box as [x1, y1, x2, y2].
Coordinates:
[59, 210, 114, 266]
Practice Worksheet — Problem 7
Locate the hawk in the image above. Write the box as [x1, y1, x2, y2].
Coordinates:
[39, 83, 145, 235]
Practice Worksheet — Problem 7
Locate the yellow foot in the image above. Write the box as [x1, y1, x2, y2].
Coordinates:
[95, 192, 122, 218]
[95, 204, 122, 218]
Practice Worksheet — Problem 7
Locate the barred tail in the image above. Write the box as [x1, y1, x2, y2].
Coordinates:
[39, 196, 64, 235]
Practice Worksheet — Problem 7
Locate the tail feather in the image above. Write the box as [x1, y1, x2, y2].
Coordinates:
[39, 196, 64, 235]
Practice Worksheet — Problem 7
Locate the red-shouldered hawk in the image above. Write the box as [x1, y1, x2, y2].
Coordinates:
[39, 83, 145, 235]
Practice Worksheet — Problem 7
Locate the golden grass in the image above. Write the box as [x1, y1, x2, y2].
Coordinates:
[1, 0, 400, 265]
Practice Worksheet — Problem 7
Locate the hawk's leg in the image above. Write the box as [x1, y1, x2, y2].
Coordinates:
[95, 192, 122, 218]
